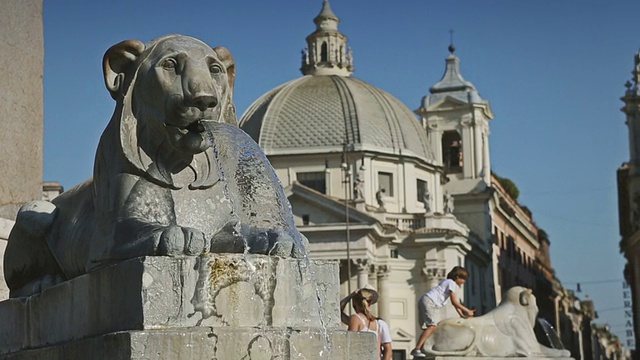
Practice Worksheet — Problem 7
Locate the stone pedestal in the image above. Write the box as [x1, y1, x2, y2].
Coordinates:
[0, 255, 376, 359]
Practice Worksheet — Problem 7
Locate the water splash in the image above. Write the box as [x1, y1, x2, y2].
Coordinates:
[535, 317, 565, 350]
[203, 121, 307, 256]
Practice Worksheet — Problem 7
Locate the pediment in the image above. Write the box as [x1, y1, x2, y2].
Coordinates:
[425, 96, 469, 111]
[391, 327, 413, 342]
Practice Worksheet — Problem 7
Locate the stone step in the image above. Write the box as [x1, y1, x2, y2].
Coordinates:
[0, 327, 377, 360]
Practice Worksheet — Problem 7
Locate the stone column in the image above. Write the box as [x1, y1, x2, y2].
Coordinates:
[474, 122, 483, 178]
[460, 118, 473, 178]
[376, 265, 391, 323]
[0, 0, 44, 220]
[422, 266, 446, 292]
[482, 129, 491, 183]
[354, 258, 370, 288]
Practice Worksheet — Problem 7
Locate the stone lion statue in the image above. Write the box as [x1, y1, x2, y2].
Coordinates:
[4, 35, 307, 298]
[424, 286, 571, 358]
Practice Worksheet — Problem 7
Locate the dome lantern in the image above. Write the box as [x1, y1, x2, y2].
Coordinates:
[301, 0, 353, 77]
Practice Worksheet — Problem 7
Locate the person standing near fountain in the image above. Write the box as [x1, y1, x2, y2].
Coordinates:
[411, 266, 475, 358]
[341, 288, 392, 359]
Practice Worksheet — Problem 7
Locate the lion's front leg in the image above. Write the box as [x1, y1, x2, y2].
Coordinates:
[111, 220, 211, 259]
[110, 177, 211, 258]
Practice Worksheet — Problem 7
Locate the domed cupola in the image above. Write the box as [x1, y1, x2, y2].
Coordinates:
[301, 0, 353, 76]
[240, 0, 434, 163]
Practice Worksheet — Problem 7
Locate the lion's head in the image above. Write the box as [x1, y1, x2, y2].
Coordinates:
[102, 35, 236, 189]
[504, 286, 538, 326]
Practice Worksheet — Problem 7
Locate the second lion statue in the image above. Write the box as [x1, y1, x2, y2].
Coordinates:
[424, 286, 571, 358]
[4, 35, 308, 298]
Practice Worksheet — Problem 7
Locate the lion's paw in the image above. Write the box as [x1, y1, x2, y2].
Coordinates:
[158, 226, 209, 255]
[248, 227, 306, 258]
[209, 223, 308, 258]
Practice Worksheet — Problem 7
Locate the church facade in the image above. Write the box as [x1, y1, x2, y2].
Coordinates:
[237, 1, 581, 357]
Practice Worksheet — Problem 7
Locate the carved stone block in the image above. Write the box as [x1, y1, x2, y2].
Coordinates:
[0, 255, 351, 357]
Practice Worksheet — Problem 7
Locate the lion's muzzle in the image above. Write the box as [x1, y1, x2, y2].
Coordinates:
[190, 92, 218, 111]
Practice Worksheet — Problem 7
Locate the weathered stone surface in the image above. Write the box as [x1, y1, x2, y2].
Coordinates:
[0, 255, 341, 355]
[0, 0, 43, 219]
[0, 327, 377, 360]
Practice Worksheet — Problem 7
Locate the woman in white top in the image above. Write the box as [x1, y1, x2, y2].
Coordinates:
[411, 266, 475, 358]
[341, 288, 382, 358]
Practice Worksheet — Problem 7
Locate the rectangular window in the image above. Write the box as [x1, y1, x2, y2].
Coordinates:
[297, 172, 326, 194]
[302, 214, 310, 225]
[390, 248, 399, 258]
[417, 179, 427, 202]
[392, 350, 406, 360]
[378, 172, 394, 196]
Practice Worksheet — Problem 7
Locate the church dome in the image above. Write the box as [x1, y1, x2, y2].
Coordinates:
[240, 75, 433, 161]
[239, 1, 434, 163]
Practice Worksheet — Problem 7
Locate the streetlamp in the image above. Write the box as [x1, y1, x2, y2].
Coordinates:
[342, 142, 352, 297]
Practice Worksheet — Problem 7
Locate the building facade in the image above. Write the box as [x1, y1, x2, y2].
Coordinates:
[237, 1, 577, 356]
[239, 2, 477, 356]
[618, 50, 640, 358]
[412, 44, 559, 318]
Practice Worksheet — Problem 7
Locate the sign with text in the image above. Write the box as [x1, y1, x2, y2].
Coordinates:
[624, 281, 635, 349]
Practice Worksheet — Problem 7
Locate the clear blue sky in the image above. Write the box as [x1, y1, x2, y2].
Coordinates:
[43, 0, 637, 344]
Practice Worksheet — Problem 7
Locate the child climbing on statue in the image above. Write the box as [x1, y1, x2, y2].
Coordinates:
[410, 266, 475, 358]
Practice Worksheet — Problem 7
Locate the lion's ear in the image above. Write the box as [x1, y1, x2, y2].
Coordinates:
[213, 46, 238, 125]
[519, 290, 530, 306]
[103, 40, 145, 100]
[213, 46, 235, 89]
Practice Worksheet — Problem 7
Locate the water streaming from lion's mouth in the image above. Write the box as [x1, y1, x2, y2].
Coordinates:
[535, 318, 565, 350]
[191, 121, 332, 357]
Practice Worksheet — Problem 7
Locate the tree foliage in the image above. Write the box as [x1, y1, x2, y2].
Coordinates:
[493, 172, 520, 201]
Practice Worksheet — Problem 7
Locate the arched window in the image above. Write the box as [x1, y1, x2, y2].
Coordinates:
[321, 42, 328, 62]
[442, 131, 463, 172]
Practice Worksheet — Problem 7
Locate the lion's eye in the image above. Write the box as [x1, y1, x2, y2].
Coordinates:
[209, 64, 223, 75]
[161, 58, 177, 71]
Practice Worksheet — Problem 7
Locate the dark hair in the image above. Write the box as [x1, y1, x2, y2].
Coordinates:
[447, 266, 469, 280]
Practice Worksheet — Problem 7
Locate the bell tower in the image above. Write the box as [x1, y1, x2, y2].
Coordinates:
[415, 44, 493, 187]
[300, 0, 353, 77]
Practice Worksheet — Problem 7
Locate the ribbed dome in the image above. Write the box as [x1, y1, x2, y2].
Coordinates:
[239, 75, 435, 162]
